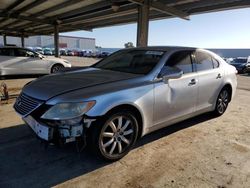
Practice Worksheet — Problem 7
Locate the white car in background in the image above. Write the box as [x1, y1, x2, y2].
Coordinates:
[0, 47, 71, 76]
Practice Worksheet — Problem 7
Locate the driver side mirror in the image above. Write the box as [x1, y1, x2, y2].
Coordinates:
[159, 66, 183, 84]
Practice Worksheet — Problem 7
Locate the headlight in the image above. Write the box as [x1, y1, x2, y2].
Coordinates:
[41, 101, 95, 120]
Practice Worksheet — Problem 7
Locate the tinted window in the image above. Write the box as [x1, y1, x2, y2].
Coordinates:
[93, 50, 164, 75]
[0, 48, 14, 56]
[166, 51, 193, 74]
[15, 49, 35, 57]
[195, 51, 213, 71]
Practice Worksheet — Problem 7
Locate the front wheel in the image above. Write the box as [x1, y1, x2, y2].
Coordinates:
[91, 111, 138, 161]
[213, 88, 230, 116]
[51, 64, 64, 73]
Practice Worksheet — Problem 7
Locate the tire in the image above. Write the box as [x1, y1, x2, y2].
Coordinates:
[51, 64, 64, 73]
[213, 88, 230, 116]
[90, 110, 139, 161]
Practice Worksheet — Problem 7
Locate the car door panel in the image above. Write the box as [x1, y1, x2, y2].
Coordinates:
[194, 51, 223, 111]
[0, 48, 25, 75]
[22, 57, 49, 74]
[152, 50, 198, 128]
[153, 73, 198, 126]
[196, 69, 223, 111]
[14, 48, 49, 74]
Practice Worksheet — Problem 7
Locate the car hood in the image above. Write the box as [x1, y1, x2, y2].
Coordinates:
[22, 68, 141, 100]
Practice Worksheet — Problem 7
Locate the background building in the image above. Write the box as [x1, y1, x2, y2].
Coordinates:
[0, 35, 96, 50]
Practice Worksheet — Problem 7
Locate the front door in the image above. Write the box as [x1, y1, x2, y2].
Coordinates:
[14, 48, 48, 74]
[153, 50, 198, 127]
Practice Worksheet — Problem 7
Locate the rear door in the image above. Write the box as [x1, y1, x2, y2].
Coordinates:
[193, 50, 223, 111]
[0, 48, 23, 75]
[153, 50, 198, 126]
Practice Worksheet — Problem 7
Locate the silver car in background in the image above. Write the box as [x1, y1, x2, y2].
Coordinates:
[0, 46, 71, 76]
[14, 47, 237, 161]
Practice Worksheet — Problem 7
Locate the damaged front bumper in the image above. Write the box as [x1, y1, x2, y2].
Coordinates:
[23, 115, 96, 144]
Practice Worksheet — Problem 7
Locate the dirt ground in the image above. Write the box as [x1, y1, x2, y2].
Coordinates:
[0, 58, 249, 188]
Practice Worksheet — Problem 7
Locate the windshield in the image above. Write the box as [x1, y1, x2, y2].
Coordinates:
[232, 58, 247, 64]
[93, 50, 165, 74]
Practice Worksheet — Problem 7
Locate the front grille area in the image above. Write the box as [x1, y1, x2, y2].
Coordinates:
[14, 93, 43, 117]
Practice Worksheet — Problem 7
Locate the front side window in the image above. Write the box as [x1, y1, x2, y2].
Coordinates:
[93, 50, 165, 75]
[15, 49, 36, 57]
[165, 50, 193, 74]
[195, 51, 214, 71]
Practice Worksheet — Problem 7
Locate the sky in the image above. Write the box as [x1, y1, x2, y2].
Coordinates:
[62, 8, 250, 49]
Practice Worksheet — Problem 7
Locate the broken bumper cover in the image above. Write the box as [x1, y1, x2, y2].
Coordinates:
[23, 115, 95, 143]
[23, 115, 53, 141]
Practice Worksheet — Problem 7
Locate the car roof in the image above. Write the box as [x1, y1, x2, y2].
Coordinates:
[122, 46, 198, 52]
[0, 46, 30, 50]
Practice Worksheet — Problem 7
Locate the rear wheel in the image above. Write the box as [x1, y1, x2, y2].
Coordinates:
[242, 68, 247, 74]
[91, 110, 138, 161]
[51, 64, 64, 73]
[213, 88, 230, 116]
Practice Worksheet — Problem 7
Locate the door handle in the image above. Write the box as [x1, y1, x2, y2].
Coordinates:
[189, 79, 197, 86]
[216, 73, 222, 79]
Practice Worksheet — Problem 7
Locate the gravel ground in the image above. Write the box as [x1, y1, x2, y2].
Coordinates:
[0, 58, 249, 188]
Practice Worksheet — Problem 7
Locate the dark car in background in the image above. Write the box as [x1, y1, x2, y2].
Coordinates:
[97, 52, 110, 58]
[66, 50, 74, 56]
[43, 48, 53, 56]
[229, 57, 250, 74]
[60, 49, 67, 56]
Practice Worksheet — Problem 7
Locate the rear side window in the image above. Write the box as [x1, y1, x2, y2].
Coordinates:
[0, 48, 14, 56]
[195, 51, 214, 71]
[166, 50, 193, 74]
[212, 58, 220, 68]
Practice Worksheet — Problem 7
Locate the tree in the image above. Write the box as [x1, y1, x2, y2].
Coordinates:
[124, 42, 134, 48]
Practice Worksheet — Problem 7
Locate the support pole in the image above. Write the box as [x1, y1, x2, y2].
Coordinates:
[3, 35, 7, 46]
[136, 0, 149, 47]
[54, 24, 59, 57]
[21, 35, 25, 47]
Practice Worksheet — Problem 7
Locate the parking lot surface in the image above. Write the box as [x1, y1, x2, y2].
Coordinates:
[0, 59, 249, 188]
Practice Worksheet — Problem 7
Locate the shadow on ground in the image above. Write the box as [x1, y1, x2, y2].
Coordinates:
[0, 75, 42, 80]
[0, 112, 214, 187]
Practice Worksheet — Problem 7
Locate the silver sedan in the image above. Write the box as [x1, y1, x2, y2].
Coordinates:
[14, 47, 237, 161]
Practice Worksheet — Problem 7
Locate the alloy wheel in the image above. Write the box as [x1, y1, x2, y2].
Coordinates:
[99, 115, 136, 159]
[52, 65, 63, 73]
[217, 90, 229, 114]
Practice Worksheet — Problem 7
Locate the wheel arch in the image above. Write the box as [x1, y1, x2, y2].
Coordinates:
[222, 83, 233, 102]
[50, 63, 64, 73]
[101, 104, 144, 139]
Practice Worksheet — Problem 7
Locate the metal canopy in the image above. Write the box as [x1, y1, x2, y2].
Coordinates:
[0, 0, 250, 37]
